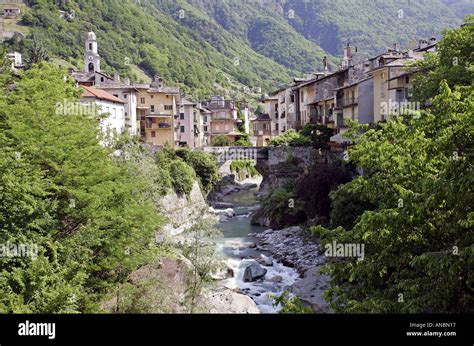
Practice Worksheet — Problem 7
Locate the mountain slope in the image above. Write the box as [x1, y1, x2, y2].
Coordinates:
[282, 0, 464, 56]
[2, 0, 468, 99]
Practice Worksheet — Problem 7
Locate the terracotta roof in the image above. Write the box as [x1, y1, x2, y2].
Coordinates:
[81, 86, 125, 104]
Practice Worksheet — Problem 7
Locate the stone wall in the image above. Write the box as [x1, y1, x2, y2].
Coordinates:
[258, 146, 345, 192]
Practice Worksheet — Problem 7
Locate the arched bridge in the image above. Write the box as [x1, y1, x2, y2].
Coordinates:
[201, 146, 269, 175]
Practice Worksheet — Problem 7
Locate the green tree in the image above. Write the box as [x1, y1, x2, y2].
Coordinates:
[0, 63, 164, 312]
[213, 134, 231, 147]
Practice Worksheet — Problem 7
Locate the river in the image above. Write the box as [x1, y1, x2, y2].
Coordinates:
[213, 187, 300, 313]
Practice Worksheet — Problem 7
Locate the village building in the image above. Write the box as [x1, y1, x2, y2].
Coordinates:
[202, 96, 249, 145]
[176, 98, 208, 148]
[69, 32, 181, 145]
[80, 85, 126, 136]
[135, 75, 179, 147]
[252, 113, 272, 147]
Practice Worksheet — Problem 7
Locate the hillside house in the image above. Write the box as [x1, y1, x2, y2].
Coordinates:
[80, 86, 126, 137]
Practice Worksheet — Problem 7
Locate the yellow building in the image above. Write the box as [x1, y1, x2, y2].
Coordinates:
[135, 76, 180, 147]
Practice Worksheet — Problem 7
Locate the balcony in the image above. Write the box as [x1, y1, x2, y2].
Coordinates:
[146, 122, 172, 130]
[337, 98, 358, 108]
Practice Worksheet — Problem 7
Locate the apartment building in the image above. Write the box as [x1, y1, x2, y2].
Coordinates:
[252, 113, 272, 147]
[98, 76, 139, 136]
[176, 98, 210, 148]
[135, 76, 179, 147]
[80, 85, 126, 136]
[203, 96, 248, 145]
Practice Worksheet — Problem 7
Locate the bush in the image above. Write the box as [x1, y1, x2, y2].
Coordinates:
[261, 185, 306, 229]
[213, 135, 231, 147]
[230, 160, 260, 180]
[176, 149, 218, 194]
[329, 188, 376, 230]
[270, 129, 311, 147]
[169, 160, 196, 196]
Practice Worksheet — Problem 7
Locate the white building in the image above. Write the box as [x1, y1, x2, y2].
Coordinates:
[81, 85, 126, 136]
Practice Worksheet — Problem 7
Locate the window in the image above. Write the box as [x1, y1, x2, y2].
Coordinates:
[380, 82, 385, 97]
[166, 95, 169, 98]
[151, 131, 156, 138]
[180, 125, 185, 133]
[113, 94, 119, 98]
[274, 104, 278, 111]
[216, 125, 220, 131]
[405, 75, 410, 84]
[151, 105, 155, 113]
[180, 113, 185, 120]
[290, 94, 295, 102]
[301, 91, 304, 102]
[165, 105, 173, 111]
[101, 77, 104, 82]
[203, 115, 207, 122]
[89, 43, 92, 50]
[113, 108, 117, 119]
[140, 97, 145, 104]
[123, 94, 127, 99]
[150, 95, 153, 99]
[204, 126, 208, 132]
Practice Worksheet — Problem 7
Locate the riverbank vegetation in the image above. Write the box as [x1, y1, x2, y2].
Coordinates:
[310, 19, 473, 313]
[0, 61, 220, 313]
[270, 124, 334, 149]
[261, 162, 354, 229]
[230, 160, 260, 180]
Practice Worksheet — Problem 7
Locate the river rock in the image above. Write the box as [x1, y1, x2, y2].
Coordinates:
[213, 202, 234, 209]
[258, 254, 273, 266]
[203, 288, 260, 314]
[243, 263, 267, 282]
[286, 266, 331, 313]
[269, 275, 283, 283]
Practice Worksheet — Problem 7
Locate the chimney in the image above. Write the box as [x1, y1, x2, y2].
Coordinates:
[124, 77, 130, 85]
[113, 73, 120, 83]
[344, 42, 352, 60]
[342, 42, 352, 68]
[151, 74, 163, 88]
[429, 37, 437, 45]
[323, 56, 329, 75]
[393, 43, 400, 52]
[67, 67, 74, 75]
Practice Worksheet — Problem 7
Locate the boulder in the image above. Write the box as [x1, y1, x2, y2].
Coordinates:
[258, 254, 273, 266]
[243, 263, 267, 282]
[204, 288, 259, 313]
[269, 275, 283, 283]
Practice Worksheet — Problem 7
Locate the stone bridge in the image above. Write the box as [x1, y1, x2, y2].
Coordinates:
[200, 146, 269, 179]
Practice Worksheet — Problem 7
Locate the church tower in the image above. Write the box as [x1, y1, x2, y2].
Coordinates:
[84, 31, 101, 73]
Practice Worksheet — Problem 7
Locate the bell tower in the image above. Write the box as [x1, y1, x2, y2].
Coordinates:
[84, 31, 101, 73]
